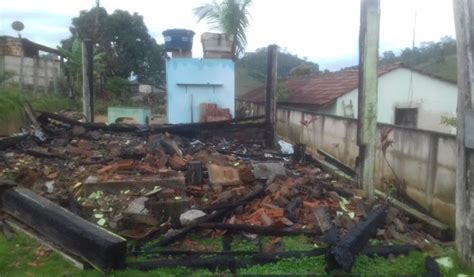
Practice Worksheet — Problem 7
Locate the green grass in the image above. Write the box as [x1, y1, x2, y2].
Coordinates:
[1, 232, 473, 276]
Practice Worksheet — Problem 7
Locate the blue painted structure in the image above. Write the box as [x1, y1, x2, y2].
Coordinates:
[166, 58, 235, 124]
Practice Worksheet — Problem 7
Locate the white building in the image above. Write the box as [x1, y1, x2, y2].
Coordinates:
[240, 63, 458, 134]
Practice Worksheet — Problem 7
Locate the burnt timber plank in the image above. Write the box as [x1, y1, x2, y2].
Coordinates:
[0, 185, 126, 272]
[145, 183, 266, 249]
[326, 205, 388, 272]
[198, 223, 320, 236]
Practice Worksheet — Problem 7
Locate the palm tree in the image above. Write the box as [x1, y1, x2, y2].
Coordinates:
[194, 0, 252, 59]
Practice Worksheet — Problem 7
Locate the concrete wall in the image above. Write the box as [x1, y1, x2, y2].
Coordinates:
[237, 99, 456, 226]
[1, 55, 62, 91]
[332, 68, 458, 134]
[166, 58, 235, 124]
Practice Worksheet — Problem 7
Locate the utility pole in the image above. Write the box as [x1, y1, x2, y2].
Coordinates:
[82, 39, 94, 122]
[265, 44, 278, 148]
[453, 0, 474, 267]
[356, 0, 380, 199]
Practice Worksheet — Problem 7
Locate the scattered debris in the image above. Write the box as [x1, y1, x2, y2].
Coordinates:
[0, 110, 451, 273]
[179, 209, 206, 226]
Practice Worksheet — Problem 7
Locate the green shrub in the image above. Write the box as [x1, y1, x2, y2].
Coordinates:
[105, 77, 131, 99]
[0, 89, 77, 134]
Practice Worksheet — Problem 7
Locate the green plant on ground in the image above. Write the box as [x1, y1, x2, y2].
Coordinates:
[2, 232, 474, 276]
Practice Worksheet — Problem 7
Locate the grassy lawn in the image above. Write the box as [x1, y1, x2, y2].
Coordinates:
[1, 232, 473, 276]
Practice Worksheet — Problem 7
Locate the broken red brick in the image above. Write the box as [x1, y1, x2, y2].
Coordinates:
[169, 154, 187, 170]
[303, 200, 318, 209]
[98, 164, 116, 174]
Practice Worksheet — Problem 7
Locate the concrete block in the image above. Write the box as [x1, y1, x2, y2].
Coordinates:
[207, 164, 241, 186]
[253, 162, 286, 180]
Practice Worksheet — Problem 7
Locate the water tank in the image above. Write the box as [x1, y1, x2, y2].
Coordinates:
[162, 29, 195, 52]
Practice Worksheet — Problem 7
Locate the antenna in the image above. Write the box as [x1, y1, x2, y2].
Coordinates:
[11, 21, 24, 38]
[411, 11, 417, 49]
[408, 11, 417, 104]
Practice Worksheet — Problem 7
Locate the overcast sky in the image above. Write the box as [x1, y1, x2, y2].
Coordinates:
[0, 0, 455, 70]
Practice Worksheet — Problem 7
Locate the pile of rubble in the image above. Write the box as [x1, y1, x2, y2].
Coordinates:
[0, 110, 448, 273]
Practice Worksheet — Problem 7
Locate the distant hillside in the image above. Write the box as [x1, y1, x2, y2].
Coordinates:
[236, 48, 319, 96]
[414, 54, 457, 82]
[236, 66, 263, 97]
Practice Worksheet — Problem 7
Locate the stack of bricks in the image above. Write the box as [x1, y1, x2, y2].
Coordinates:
[199, 103, 231, 123]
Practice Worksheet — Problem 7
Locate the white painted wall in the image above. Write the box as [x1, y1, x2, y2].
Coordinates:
[332, 68, 458, 134]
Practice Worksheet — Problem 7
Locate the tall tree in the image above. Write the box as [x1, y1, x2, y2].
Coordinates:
[61, 7, 166, 86]
[194, 0, 252, 58]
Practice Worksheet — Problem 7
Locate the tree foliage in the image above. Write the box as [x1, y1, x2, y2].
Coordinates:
[379, 36, 457, 66]
[61, 6, 166, 86]
[238, 47, 320, 81]
[194, 0, 252, 58]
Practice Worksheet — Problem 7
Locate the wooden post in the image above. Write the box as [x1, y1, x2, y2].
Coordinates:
[356, 0, 380, 200]
[186, 161, 203, 185]
[265, 44, 278, 148]
[82, 39, 94, 122]
[293, 143, 307, 164]
[453, 0, 474, 267]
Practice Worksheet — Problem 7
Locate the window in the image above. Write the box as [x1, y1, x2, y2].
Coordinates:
[395, 108, 418, 128]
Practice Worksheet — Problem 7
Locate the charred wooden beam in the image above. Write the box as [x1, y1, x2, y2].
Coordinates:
[127, 248, 326, 271]
[198, 223, 320, 236]
[361, 245, 418, 258]
[146, 183, 266, 249]
[326, 205, 388, 272]
[17, 147, 67, 160]
[38, 111, 264, 132]
[293, 143, 307, 164]
[135, 244, 417, 259]
[313, 179, 354, 199]
[424, 256, 441, 277]
[201, 183, 266, 213]
[0, 135, 29, 151]
[37, 111, 141, 132]
[284, 196, 302, 223]
[186, 161, 203, 185]
[132, 249, 259, 257]
[0, 183, 126, 271]
[317, 149, 356, 178]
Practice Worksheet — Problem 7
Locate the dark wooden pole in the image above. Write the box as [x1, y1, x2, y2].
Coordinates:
[356, 0, 380, 200]
[186, 160, 203, 185]
[293, 143, 307, 163]
[82, 39, 94, 122]
[453, 0, 474, 267]
[265, 44, 278, 148]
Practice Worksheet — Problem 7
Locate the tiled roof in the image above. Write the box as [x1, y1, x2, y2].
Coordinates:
[238, 63, 403, 106]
